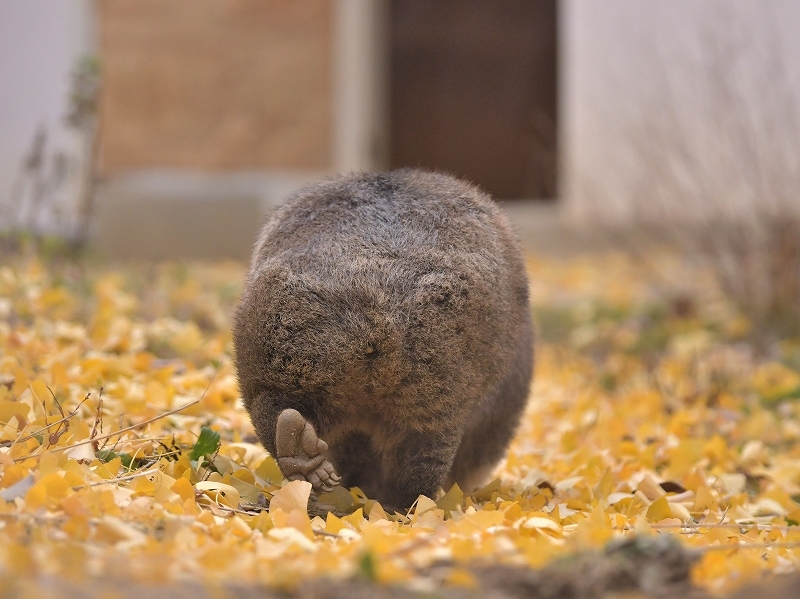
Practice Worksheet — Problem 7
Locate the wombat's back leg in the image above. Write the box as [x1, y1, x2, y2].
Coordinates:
[326, 430, 382, 498]
[447, 319, 534, 493]
[376, 428, 462, 512]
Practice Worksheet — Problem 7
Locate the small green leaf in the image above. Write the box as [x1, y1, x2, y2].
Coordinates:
[97, 449, 118, 463]
[357, 551, 377, 582]
[190, 426, 221, 461]
[119, 452, 136, 469]
[98, 449, 138, 469]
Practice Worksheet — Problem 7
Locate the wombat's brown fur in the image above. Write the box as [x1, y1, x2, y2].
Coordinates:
[233, 169, 533, 510]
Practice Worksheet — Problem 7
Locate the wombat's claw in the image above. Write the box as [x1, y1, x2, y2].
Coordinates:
[276, 409, 341, 493]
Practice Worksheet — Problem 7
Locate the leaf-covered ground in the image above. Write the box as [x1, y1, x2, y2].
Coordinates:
[0, 252, 799, 596]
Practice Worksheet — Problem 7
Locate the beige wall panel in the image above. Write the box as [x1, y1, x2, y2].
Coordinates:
[98, 0, 332, 173]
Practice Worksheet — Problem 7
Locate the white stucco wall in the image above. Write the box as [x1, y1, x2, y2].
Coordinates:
[560, 0, 800, 223]
[0, 0, 94, 231]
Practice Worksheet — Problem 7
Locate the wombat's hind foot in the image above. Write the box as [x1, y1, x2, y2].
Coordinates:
[276, 409, 341, 492]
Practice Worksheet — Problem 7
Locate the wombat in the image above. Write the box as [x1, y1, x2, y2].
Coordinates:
[233, 169, 533, 511]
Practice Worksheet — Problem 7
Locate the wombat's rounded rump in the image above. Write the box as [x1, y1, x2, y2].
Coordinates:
[233, 169, 533, 510]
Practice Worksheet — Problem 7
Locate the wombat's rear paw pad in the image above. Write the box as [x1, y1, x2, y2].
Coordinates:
[276, 409, 341, 493]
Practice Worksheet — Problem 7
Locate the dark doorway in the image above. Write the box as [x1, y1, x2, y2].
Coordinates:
[389, 0, 557, 200]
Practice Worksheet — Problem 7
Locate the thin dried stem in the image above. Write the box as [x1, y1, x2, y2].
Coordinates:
[14, 398, 199, 463]
[90, 386, 104, 452]
[84, 468, 160, 488]
[14, 392, 91, 445]
[14, 368, 218, 463]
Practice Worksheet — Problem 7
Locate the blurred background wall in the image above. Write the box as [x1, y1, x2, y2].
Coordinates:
[94, 0, 339, 258]
[0, 0, 94, 240]
[1, 0, 799, 259]
[561, 0, 800, 224]
[98, 2, 333, 173]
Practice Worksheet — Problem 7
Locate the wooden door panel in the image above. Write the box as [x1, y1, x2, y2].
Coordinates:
[390, 0, 557, 199]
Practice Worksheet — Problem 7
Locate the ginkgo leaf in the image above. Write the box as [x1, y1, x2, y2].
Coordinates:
[65, 444, 96, 463]
[437, 483, 464, 514]
[195, 481, 241, 509]
[269, 479, 311, 514]
[522, 516, 560, 531]
[646, 497, 672, 522]
[0, 474, 34, 502]
[226, 475, 262, 504]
